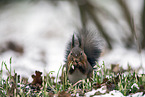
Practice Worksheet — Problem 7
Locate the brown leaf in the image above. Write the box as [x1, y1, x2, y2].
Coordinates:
[48, 92, 54, 97]
[138, 85, 145, 92]
[58, 91, 71, 97]
[106, 83, 116, 91]
[102, 78, 108, 83]
[31, 71, 42, 85]
[111, 64, 120, 73]
[93, 83, 101, 89]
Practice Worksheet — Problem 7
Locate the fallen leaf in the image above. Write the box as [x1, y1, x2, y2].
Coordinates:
[31, 71, 42, 85]
[58, 91, 71, 97]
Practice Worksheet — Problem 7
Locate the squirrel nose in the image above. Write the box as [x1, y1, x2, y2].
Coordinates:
[75, 60, 78, 63]
[74, 58, 79, 63]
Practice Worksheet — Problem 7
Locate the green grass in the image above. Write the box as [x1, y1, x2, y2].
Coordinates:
[0, 58, 145, 96]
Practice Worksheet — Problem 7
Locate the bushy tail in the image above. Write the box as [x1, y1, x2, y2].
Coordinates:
[77, 29, 101, 67]
[65, 29, 102, 67]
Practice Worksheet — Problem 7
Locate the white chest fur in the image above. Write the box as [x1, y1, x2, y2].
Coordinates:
[68, 69, 87, 83]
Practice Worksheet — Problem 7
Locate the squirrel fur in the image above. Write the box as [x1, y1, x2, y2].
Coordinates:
[65, 29, 101, 83]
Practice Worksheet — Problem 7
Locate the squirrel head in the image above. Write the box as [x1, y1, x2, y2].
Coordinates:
[67, 34, 87, 65]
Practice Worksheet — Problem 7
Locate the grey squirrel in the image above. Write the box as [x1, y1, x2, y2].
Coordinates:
[65, 29, 101, 83]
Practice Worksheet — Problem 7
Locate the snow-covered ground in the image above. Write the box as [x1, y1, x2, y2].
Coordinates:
[86, 89, 143, 97]
[0, 1, 144, 96]
[0, 1, 75, 79]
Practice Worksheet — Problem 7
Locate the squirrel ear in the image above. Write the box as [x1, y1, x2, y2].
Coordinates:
[78, 35, 81, 48]
[71, 34, 75, 48]
[71, 33, 83, 48]
[77, 34, 83, 49]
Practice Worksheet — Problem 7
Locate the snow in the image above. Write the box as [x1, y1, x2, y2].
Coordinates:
[99, 47, 145, 73]
[0, 0, 144, 96]
[0, 1, 74, 80]
[85, 86, 107, 96]
[86, 89, 144, 97]
[131, 83, 139, 89]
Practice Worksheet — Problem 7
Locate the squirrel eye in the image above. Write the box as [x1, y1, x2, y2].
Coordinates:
[81, 52, 83, 55]
[70, 52, 73, 55]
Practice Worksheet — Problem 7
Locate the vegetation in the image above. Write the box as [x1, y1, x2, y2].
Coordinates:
[0, 58, 145, 97]
[0, 1, 144, 96]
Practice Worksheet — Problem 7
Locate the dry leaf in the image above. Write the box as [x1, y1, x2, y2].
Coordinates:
[58, 91, 71, 97]
[31, 71, 42, 85]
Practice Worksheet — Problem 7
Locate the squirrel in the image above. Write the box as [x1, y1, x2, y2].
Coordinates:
[65, 29, 101, 83]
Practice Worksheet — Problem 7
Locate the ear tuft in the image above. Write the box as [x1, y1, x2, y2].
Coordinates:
[71, 34, 75, 48]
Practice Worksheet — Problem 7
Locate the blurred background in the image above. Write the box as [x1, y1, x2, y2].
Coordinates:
[0, 0, 144, 81]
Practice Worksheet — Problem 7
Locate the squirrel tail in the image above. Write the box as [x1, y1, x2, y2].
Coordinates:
[65, 29, 102, 67]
